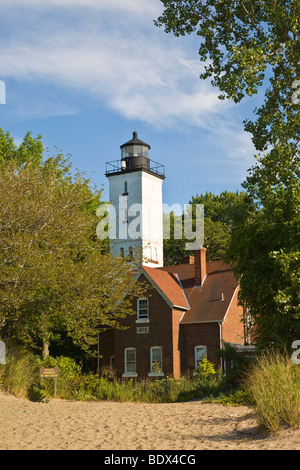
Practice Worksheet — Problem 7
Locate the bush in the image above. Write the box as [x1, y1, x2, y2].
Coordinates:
[194, 356, 216, 378]
[244, 350, 300, 433]
[27, 383, 47, 402]
[36, 355, 82, 399]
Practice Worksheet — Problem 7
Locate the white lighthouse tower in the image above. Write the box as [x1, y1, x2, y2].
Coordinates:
[105, 132, 165, 268]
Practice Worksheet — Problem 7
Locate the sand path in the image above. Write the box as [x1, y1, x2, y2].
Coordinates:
[0, 392, 299, 450]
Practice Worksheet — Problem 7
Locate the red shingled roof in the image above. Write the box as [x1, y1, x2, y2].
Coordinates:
[140, 260, 239, 323]
[139, 265, 190, 310]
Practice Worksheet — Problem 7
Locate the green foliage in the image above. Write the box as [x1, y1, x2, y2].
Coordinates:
[163, 191, 246, 264]
[227, 153, 300, 348]
[0, 129, 44, 168]
[204, 389, 251, 407]
[194, 355, 216, 378]
[163, 211, 186, 265]
[155, 0, 300, 348]
[244, 351, 300, 432]
[0, 351, 235, 403]
[27, 383, 47, 403]
[0, 348, 40, 399]
[155, 1, 300, 150]
[0, 129, 145, 356]
[156, 1, 300, 349]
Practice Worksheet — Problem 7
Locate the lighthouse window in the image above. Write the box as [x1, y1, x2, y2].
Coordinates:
[123, 181, 128, 195]
[133, 145, 142, 156]
[120, 247, 124, 258]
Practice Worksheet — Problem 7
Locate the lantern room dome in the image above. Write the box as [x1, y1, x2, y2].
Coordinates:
[120, 131, 150, 159]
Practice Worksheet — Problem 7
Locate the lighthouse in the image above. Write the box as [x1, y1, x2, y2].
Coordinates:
[105, 132, 165, 267]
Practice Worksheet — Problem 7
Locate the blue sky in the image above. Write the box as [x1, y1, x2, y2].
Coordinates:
[0, 0, 262, 208]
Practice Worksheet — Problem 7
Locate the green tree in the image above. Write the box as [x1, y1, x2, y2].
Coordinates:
[163, 211, 186, 265]
[190, 191, 246, 261]
[0, 131, 144, 357]
[0, 129, 44, 168]
[163, 191, 246, 264]
[226, 146, 300, 349]
[156, 1, 300, 348]
[155, 1, 300, 149]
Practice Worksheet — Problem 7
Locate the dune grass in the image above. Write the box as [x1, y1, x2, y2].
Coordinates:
[245, 350, 300, 433]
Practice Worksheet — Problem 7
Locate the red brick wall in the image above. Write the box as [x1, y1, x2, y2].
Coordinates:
[180, 322, 221, 373]
[103, 274, 182, 379]
[98, 328, 114, 374]
[172, 309, 184, 379]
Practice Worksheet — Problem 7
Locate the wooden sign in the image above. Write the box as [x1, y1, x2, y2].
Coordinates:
[40, 367, 59, 397]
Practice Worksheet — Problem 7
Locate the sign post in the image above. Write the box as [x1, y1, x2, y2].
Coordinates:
[39, 367, 59, 397]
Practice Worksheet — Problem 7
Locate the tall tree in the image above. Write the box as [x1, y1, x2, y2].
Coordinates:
[163, 191, 246, 264]
[190, 191, 246, 261]
[156, 1, 300, 348]
[155, 0, 300, 149]
[0, 131, 144, 357]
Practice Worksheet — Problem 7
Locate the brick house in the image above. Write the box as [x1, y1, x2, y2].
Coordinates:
[99, 133, 249, 379]
[98, 248, 247, 379]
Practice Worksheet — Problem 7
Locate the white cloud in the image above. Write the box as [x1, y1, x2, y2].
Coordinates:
[0, 0, 161, 15]
[0, 0, 238, 131]
[0, 22, 227, 128]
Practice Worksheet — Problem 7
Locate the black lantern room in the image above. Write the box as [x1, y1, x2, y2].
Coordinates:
[105, 131, 165, 179]
[120, 131, 150, 171]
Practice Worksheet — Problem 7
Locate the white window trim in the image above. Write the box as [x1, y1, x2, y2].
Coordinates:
[194, 345, 208, 370]
[123, 347, 138, 378]
[148, 346, 164, 377]
[136, 298, 149, 322]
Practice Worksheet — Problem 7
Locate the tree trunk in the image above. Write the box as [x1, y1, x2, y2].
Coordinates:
[42, 339, 50, 359]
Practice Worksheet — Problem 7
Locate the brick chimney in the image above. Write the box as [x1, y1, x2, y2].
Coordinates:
[194, 247, 207, 286]
[184, 255, 195, 264]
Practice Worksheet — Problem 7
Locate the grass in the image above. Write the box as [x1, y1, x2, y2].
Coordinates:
[244, 350, 300, 433]
[0, 352, 227, 403]
[0, 350, 38, 399]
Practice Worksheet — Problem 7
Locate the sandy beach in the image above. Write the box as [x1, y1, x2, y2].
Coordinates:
[0, 392, 299, 450]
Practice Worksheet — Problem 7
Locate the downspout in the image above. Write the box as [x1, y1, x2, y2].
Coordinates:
[218, 321, 224, 373]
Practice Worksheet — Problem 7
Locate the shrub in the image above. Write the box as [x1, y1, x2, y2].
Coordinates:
[194, 356, 216, 379]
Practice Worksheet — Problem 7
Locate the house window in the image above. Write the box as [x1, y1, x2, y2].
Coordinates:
[149, 347, 164, 376]
[137, 298, 149, 322]
[124, 348, 137, 376]
[194, 345, 207, 369]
